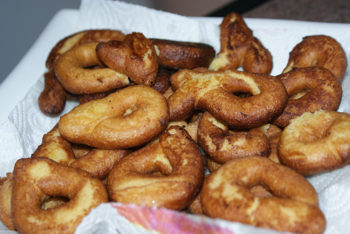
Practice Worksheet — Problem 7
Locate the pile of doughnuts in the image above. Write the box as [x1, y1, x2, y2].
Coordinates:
[1, 11, 350, 234]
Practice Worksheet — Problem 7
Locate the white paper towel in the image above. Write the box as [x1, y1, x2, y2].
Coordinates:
[1, 0, 350, 233]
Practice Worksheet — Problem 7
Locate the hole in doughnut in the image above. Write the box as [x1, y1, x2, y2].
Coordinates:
[40, 195, 70, 210]
[122, 104, 138, 117]
[233, 91, 253, 98]
[250, 185, 273, 198]
[289, 89, 310, 100]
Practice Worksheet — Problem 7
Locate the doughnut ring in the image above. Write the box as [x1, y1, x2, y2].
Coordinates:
[283, 35, 347, 83]
[0, 173, 15, 230]
[168, 68, 288, 129]
[209, 12, 272, 74]
[198, 112, 269, 164]
[150, 38, 215, 69]
[278, 110, 350, 175]
[59, 85, 169, 149]
[107, 126, 204, 210]
[96, 32, 158, 86]
[38, 71, 68, 116]
[46, 29, 125, 70]
[273, 67, 342, 127]
[200, 156, 326, 233]
[54, 42, 130, 94]
[11, 157, 108, 234]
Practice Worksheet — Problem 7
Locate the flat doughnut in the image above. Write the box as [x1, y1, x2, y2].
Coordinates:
[0, 173, 15, 230]
[96, 32, 158, 86]
[168, 68, 288, 129]
[198, 112, 269, 164]
[46, 29, 125, 70]
[38, 70, 67, 116]
[273, 67, 342, 127]
[59, 85, 169, 149]
[201, 156, 326, 233]
[150, 38, 215, 69]
[209, 12, 272, 74]
[283, 35, 347, 83]
[54, 42, 130, 94]
[11, 157, 108, 234]
[278, 110, 350, 175]
[107, 126, 204, 210]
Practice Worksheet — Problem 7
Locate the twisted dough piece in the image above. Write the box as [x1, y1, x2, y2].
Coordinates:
[279, 110, 350, 175]
[59, 85, 169, 149]
[107, 126, 205, 210]
[283, 35, 347, 83]
[11, 157, 108, 234]
[46, 29, 125, 70]
[209, 12, 272, 74]
[198, 112, 269, 164]
[168, 68, 287, 129]
[54, 42, 130, 94]
[201, 156, 326, 234]
[96, 32, 158, 86]
[274, 67, 342, 127]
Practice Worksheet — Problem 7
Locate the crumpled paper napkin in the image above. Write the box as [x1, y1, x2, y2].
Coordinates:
[1, 0, 350, 233]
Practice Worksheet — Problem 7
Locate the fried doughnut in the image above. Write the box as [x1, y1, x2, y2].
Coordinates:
[96, 32, 158, 86]
[107, 126, 204, 210]
[278, 110, 350, 175]
[38, 70, 67, 116]
[151, 67, 171, 94]
[283, 35, 347, 83]
[198, 112, 269, 164]
[0, 173, 15, 230]
[209, 12, 272, 74]
[201, 156, 326, 233]
[54, 42, 130, 94]
[32, 124, 75, 165]
[59, 85, 169, 149]
[46, 29, 125, 70]
[168, 68, 287, 129]
[150, 38, 215, 69]
[11, 157, 108, 234]
[70, 149, 130, 179]
[273, 67, 342, 127]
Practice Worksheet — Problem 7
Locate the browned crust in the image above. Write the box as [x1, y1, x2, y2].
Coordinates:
[0, 173, 15, 230]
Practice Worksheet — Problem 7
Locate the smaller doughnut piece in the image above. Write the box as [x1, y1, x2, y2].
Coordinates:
[46, 29, 125, 70]
[201, 156, 326, 234]
[278, 110, 350, 175]
[198, 112, 269, 164]
[0, 173, 15, 230]
[273, 67, 342, 127]
[96, 32, 158, 86]
[59, 85, 169, 149]
[150, 38, 215, 69]
[209, 12, 272, 74]
[70, 149, 130, 179]
[168, 68, 287, 129]
[38, 70, 67, 116]
[107, 126, 204, 210]
[11, 157, 108, 234]
[283, 35, 347, 83]
[54, 42, 130, 94]
[32, 124, 75, 165]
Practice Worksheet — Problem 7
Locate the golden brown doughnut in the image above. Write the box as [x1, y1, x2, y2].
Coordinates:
[38, 70, 67, 116]
[107, 126, 204, 210]
[273, 67, 342, 127]
[168, 68, 288, 129]
[209, 12, 272, 74]
[46, 29, 125, 70]
[198, 112, 269, 164]
[278, 110, 350, 175]
[0, 173, 15, 230]
[54, 42, 130, 94]
[32, 124, 75, 165]
[59, 85, 169, 149]
[201, 156, 326, 233]
[283, 35, 347, 83]
[11, 157, 108, 234]
[96, 32, 158, 86]
[150, 38, 215, 69]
